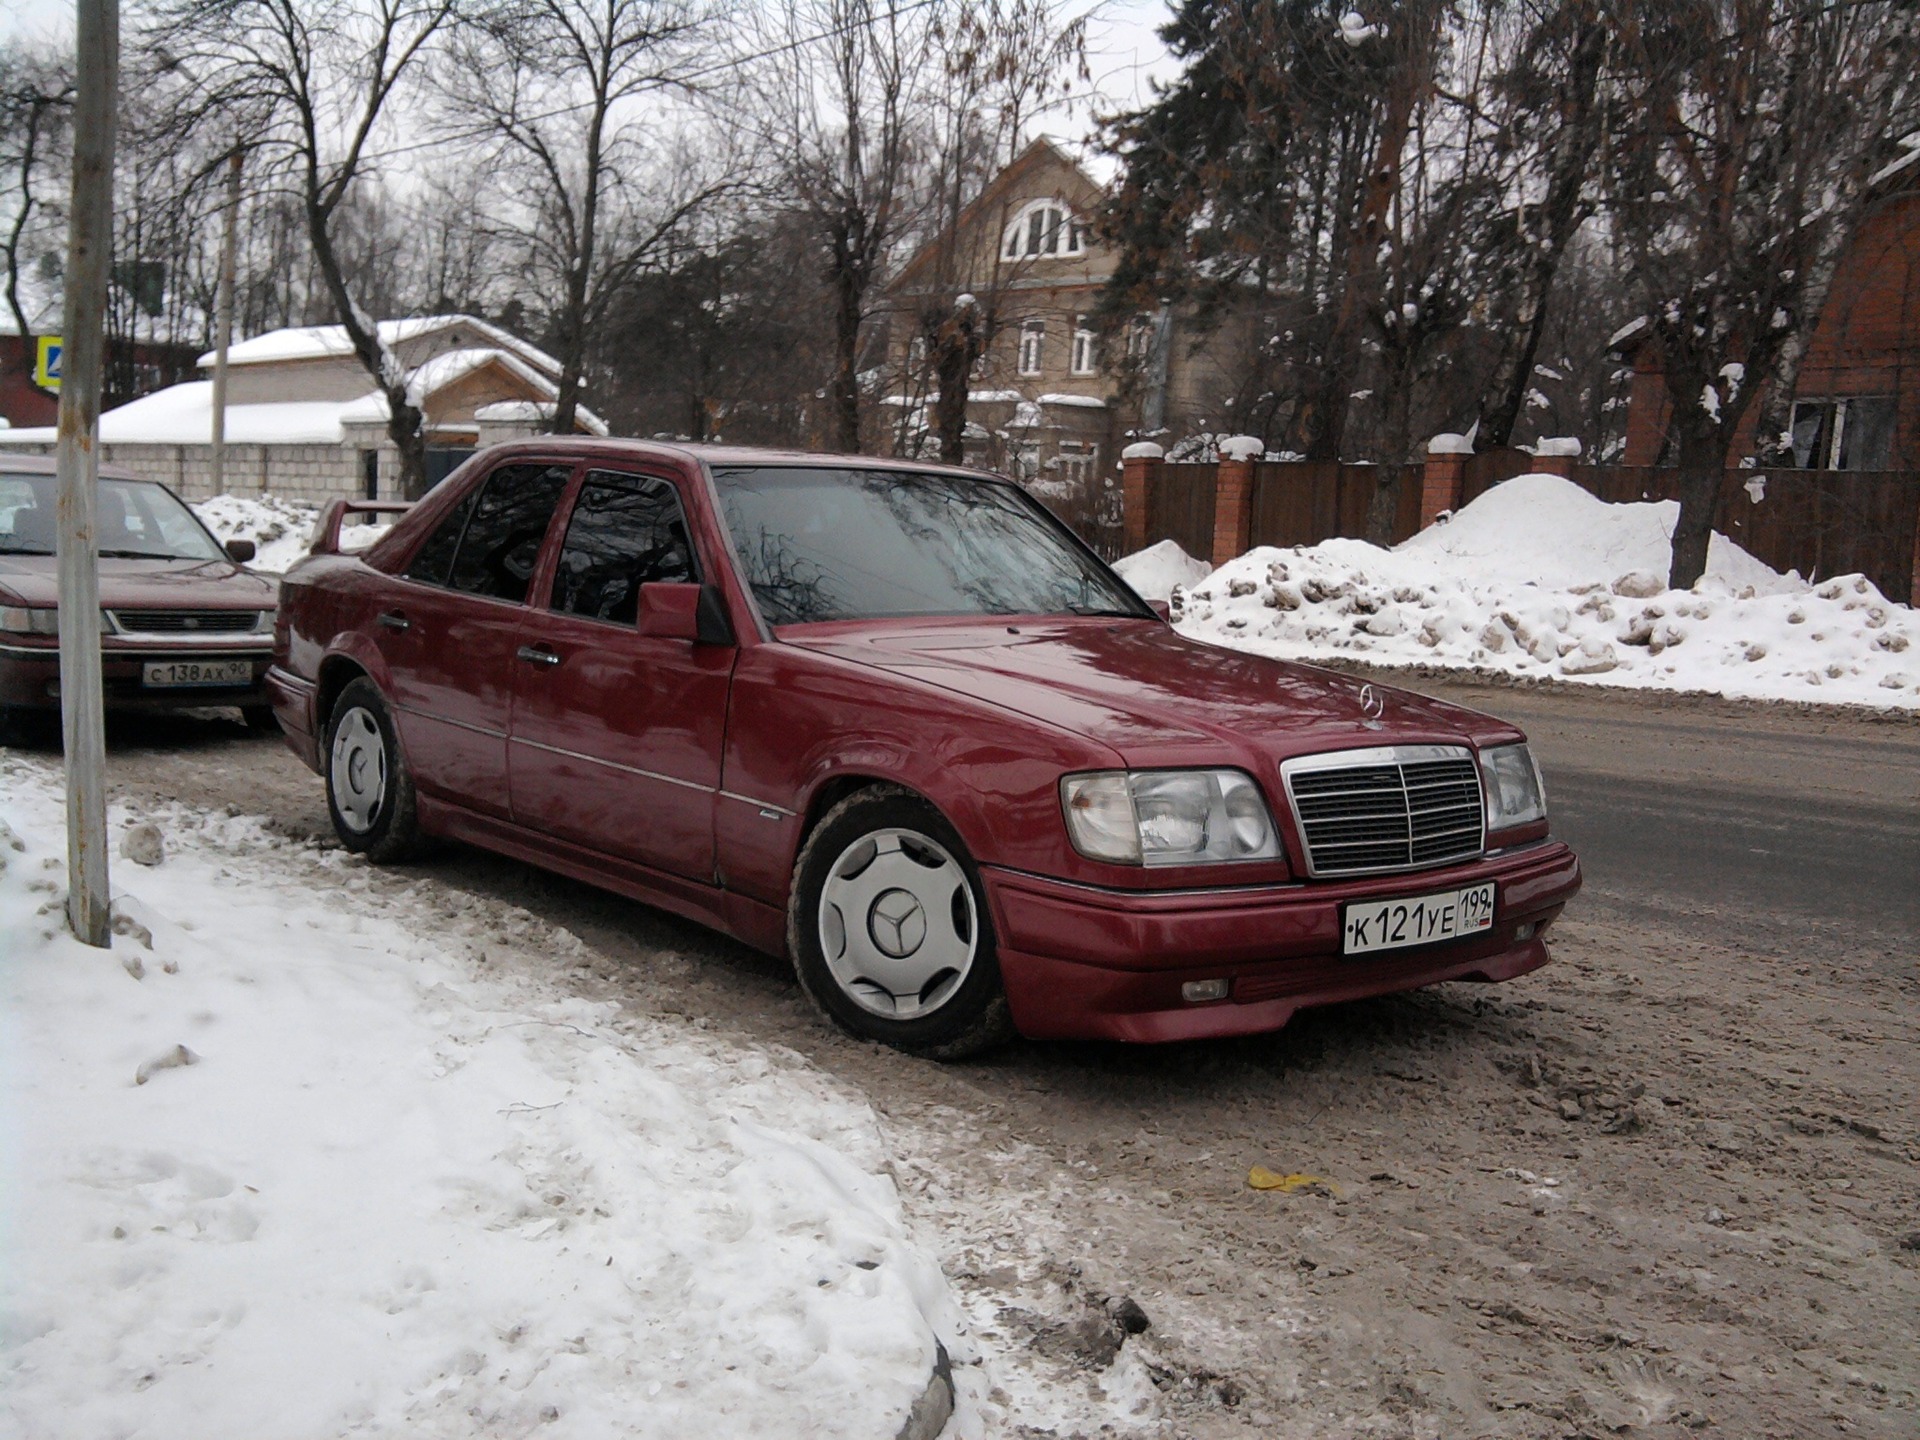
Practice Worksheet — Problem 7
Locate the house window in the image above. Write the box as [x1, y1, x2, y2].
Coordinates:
[1018, 320, 1045, 377]
[1057, 443, 1098, 487]
[1070, 318, 1097, 375]
[1125, 313, 1154, 361]
[1002, 200, 1085, 260]
[1790, 396, 1896, 471]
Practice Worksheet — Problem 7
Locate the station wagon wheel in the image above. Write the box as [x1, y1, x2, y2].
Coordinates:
[789, 787, 1014, 1059]
[324, 677, 422, 863]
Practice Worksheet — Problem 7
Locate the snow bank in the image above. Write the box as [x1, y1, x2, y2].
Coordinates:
[191, 493, 322, 574]
[1152, 473, 1917, 709]
[191, 494, 390, 575]
[0, 763, 960, 1439]
[1113, 538, 1211, 602]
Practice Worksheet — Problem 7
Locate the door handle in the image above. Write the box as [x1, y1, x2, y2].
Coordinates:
[516, 644, 561, 667]
[377, 611, 410, 632]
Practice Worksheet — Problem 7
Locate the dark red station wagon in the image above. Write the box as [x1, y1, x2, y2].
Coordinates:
[269, 441, 1579, 1057]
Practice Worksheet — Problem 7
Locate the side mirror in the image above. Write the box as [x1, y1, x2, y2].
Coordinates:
[224, 538, 257, 564]
[1148, 598, 1172, 622]
[638, 582, 734, 645]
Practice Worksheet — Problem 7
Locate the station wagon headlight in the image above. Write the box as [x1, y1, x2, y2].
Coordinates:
[1061, 769, 1282, 866]
[0, 605, 58, 635]
[1480, 743, 1547, 829]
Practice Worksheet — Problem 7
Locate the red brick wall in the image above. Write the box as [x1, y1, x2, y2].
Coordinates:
[0, 336, 58, 429]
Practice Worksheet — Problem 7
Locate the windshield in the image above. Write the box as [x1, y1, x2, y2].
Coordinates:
[0, 473, 225, 561]
[711, 465, 1147, 624]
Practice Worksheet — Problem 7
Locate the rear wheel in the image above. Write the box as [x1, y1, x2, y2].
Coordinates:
[788, 787, 1014, 1059]
[324, 677, 421, 862]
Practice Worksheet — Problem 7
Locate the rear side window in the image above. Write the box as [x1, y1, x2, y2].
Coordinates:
[445, 463, 572, 603]
[404, 488, 478, 586]
[550, 471, 698, 625]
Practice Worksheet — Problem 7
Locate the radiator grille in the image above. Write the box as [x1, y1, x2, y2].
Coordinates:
[110, 609, 261, 634]
[1283, 746, 1484, 877]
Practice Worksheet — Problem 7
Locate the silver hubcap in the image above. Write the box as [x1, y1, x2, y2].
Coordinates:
[818, 827, 976, 1020]
[329, 706, 387, 834]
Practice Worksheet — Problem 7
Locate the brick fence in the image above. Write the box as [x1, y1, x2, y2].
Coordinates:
[1111, 440, 1920, 605]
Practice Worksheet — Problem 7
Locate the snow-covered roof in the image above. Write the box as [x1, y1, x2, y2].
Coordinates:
[1037, 392, 1107, 409]
[198, 314, 562, 380]
[0, 345, 607, 446]
[0, 384, 358, 445]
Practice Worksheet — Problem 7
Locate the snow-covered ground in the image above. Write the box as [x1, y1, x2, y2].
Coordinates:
[0, 761, 961, 1439]
[191, 493, 323, 574]
[1115, 473, 1918, 709]
[192, 494, 387, 575]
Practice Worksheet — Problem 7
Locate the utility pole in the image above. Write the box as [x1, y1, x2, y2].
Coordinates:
[56, 0, 118, 948]
[209, 147, 241, 494]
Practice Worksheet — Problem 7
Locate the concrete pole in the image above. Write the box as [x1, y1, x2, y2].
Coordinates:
[56, 0, 118, 948]
[209, 148, 241, 494]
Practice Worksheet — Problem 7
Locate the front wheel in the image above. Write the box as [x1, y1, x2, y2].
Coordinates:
[324, 677, 422, 862]
[788, 787, 1014, 1059]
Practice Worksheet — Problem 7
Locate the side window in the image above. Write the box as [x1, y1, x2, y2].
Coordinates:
[445, 462, 572, 603]
[404, 488, 479, 586]
[550, 471, 698, 626]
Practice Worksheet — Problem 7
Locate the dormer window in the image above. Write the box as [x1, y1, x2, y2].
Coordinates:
[1003, 199, 1086, 260]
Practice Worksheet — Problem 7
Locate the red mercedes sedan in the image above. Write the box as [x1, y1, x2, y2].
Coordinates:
[268, 442, 1579, 1057]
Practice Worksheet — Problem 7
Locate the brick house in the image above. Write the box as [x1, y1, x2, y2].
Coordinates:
[881, 139, 1247, 494]
[0, 314, 602, 502]
[1620, 149, 1920, 473]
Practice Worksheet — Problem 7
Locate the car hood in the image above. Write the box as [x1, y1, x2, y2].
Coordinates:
[783, 618, 1520, 765]
[0, 554, 276, 610]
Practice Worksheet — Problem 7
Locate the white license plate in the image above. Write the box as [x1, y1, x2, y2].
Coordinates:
[1343, 881, 1495, 955]
[142, 658, 254, 689]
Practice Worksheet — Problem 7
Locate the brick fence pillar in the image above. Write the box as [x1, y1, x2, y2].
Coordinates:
[1530, 436, 1582, 479]
[1212, 435, 1264, 565]
[1420, 433, 1472, 528]
[1120, 441, 1163, 555]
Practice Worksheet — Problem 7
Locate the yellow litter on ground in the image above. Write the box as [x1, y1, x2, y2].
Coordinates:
[1248, 1166, 1342, 1196]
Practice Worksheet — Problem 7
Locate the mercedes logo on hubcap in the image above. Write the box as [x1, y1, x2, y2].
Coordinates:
[868, 888, 928, 959]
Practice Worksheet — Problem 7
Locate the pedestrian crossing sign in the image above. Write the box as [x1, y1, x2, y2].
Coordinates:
[34, 336, 61, 392]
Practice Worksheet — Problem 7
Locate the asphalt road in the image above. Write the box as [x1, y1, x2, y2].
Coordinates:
[1392, 676, 1920, 960]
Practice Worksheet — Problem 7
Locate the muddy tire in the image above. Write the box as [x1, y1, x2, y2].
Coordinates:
[788, 786, 1015, 1059]
[324, 677, 422, 862]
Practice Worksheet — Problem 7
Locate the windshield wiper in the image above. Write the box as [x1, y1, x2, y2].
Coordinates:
[0, 546, 56, 556]
[1064, 603, 1148, 618]
[98, 548, 194, 560]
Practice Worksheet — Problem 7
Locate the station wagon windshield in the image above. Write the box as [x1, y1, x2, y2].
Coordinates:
[0, 473, 225, 562]
[710, 466, 1147, 624]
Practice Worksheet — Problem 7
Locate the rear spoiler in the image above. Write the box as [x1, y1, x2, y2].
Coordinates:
[310, 499, 414, 556]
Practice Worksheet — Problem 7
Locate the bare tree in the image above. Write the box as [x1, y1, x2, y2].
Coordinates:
[908, 0, 1086, 464]
[444, 0, 724, 434]
[144, 0, 460, 497]
[1602, 0, 1920, 587]
[753, 0, 929, 453]
[0, 39, 74, 347]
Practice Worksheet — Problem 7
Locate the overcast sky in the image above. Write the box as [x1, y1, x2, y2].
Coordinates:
[0, 0, 1182, 144]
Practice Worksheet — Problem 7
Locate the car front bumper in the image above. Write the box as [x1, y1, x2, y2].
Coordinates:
[0, 641, 272, 713]
[982, 840, 1580, 1042]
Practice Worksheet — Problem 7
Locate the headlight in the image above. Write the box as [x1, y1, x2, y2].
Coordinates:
[0, 605, 58, 635]
[1480, 743, 1547, 830]
[1061, 769, 1282, 866]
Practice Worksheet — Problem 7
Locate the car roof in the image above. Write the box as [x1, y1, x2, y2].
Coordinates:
[468, 436, 1006, 484]
[0, 452, 148, 482]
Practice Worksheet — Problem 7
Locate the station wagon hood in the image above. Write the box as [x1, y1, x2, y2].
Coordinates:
[784, 618, 1519, 763]
[0, 555, 275, 612]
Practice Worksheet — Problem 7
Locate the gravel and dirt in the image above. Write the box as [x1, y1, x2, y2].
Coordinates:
[8, 678, 1915, 1439]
